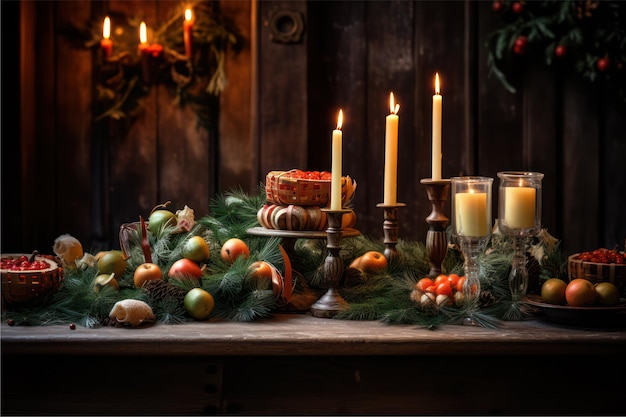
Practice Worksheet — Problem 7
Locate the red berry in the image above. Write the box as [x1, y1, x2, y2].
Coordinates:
[597, 57, 610, 72]
[492, 1, 502, 11]
[7, 319, 15, 326]
[555, 45, 567, 58]
[512, 2, 524, 13]
[514, 36, 527, 48]
[69, 323, 76, 330]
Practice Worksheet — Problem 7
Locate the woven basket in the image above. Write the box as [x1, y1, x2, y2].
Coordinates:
[568, 253, 626, 297]
[266, 170, 331, 206]
[1, 254, 62, 307]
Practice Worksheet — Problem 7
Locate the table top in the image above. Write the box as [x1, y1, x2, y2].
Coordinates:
[3, 312, 625, 356]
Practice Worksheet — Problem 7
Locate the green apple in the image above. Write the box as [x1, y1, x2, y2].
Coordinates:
[595, 282, 621, 306]
[97, 250, 127, 277]
[148, 209, 177, 236]
[182, 236, 210, 262]
[184, 288, 215, 320]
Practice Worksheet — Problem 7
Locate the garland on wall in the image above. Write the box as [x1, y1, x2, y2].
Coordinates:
[63, 0, 240, 130]
[1, 188, 567, 330]
[486, 0, 626, 103]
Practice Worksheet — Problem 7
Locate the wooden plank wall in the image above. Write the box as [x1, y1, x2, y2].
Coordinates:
[3, 0, 625, 260]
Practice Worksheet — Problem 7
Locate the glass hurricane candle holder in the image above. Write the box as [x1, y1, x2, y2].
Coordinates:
[497, 171, 544, 304]
[451, 176, 493, 324]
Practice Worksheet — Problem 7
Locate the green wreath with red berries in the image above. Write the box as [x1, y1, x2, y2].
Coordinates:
[486, 0, 626, 103]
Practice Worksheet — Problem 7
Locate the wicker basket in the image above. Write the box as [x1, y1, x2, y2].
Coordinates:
[1, 254, 62, 307]
[568, 253, 626, 297]
[266, 170, 331, 206]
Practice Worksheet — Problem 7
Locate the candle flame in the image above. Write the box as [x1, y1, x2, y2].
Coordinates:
[518, 179, 524, 187]
[103, 16, 111, 39]
[435, 73, 441, 95]
[185, 8, 192, 22]
[139, 22, 147, 44]
[389, 92, 400, 115]
[336, 109, 343, 130]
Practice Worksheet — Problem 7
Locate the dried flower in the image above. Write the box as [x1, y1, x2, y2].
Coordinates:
[52, 234, 84, 267]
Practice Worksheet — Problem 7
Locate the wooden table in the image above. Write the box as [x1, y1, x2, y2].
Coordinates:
[2, 313, 625, 415]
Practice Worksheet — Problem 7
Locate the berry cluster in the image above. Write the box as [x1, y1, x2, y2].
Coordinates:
[576, 248, 626, 264]
[285, 170, 332, 181]
[1, 255, 51, 271]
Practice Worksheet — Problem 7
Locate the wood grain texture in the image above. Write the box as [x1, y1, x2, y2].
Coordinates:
[3, 314, 625, 356]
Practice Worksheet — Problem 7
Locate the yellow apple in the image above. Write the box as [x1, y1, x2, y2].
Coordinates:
[133, 262, 163, 288]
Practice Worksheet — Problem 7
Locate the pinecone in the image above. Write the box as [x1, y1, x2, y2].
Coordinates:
[478, 289, 497, 308]
[142, 279, 186, 303]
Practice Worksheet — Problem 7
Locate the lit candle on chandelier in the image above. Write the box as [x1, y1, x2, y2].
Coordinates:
[432, 72, 442, 180]
[100, 16, 113, 59]
[183, 8, 193, 58]
[331, 109, 344, 211]
[138, 21, 148, 53]
[384, 92, 399, 206]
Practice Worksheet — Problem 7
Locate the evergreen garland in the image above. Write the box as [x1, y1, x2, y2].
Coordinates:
[2, 188, 567, 330]
[486, 0, 626, 104]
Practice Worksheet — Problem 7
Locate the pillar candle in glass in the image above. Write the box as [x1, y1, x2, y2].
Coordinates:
[497, 171, 544, 236]
[497, 171, 544, 304]
[451, 176, 493, 319]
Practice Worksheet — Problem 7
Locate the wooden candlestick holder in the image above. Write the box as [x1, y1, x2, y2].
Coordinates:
[376, 203, 406, 262]
[310, 209, 351, 318]
[420, 179, 451, 278]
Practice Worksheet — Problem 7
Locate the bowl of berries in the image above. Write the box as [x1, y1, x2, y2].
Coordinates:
[568, 247, 625, 297]
[1, 252, 62, 307]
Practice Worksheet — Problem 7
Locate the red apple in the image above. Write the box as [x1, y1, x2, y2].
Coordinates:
[168, 258, 202, 280]
[565, 278, 597, 307]
[134, 262, 163, 288]
[220, 238, 250, 263]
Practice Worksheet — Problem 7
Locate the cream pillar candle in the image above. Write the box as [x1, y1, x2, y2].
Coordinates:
[455, 191, 488, 237]
[384, 92, 400, 206]
[504, 186, 536, 229]
[432, 73, 442, 180]
[331, 109, 343, 211]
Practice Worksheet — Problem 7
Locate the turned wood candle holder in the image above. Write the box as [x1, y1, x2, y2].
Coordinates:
[376, 203, 406, 262]
[420, 179, 451, 278]
[310, 209, 351, 318]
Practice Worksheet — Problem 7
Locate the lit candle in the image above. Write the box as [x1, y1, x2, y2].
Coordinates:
[139, 21, 148, 53]
[384, 92, 400, 206]
[183, 8, 193, 58]
[432, 73, 442, 180]
[504, 181, 536, 229]
[100, 16, 113, 59]
[331, 109, 343, 211]
[455, 189, 488, 237]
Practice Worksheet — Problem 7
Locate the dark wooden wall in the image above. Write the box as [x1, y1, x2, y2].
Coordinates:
[2, 0, 625, 259]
